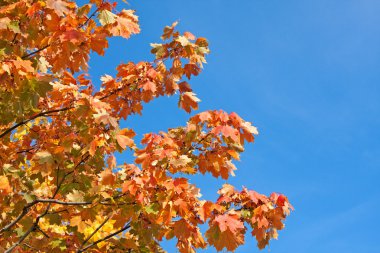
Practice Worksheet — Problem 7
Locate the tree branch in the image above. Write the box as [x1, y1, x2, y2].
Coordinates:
[98, 86, 125, 100]
[21, 44, 50, 59]
[0, 157, 79, 237]
[78, 7, 101, 29]
[22, 243, 39, 251]
[0, 200, 38, 234]
[77, 223, 131, 253]
[21, 6, 102, 59]
[0, 107, 73, 139]
[4, 223, 36, 253]
[80, 214, 112, 247]
[3, 195, 131, 252]
[35, 226, 50, 238]
[35, 199, 92, 206]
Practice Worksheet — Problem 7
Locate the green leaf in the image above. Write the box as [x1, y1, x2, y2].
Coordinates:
[47, 213, 62, 225]
[30, 79, 52, 97]
[60, 183, 77, 194]
[3, 164, 18, 174]
[145, 203, 159, 214]
[240, 209, 251, 219]
[49, 239, 66, 250]
[24, 193, 35, 203]
[7, 21, 20, 33]
[77, 3, 92, 17]
[150, 43, 166, 58]
[15, 227, 24, 237]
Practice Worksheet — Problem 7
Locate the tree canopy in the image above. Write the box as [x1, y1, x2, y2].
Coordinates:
[0, 0, 292, 252]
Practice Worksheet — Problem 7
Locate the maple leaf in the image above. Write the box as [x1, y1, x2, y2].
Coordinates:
[171, 155, 192, 168]
[38, 56, 52, 73]
[184, 31, 196, 40]
[12, 59, 34, 75]
[34, 151, 54, 164]
[0, 17, 11, 30]
[109, 10, 140, 39]
[0, 176, 11, 195]
[116, 128, 135, 150]
[218, 184, 236, 197]
[93, 109, 118, 127]
[116, 134, 133, 149]
[174, 219, 191, 239]
[198, 201, 214, 222]
[62, 29, 86, 44]
[142, 81, 157, 93]
[179, 92, 201, 113]
[241, 121, 259, 135]
[174, 198, 188, 216]
[214, 214, 244, 233]
[150, 43, 167, 59]
[212, 125, 239, 142]
[98, 10, 117, 25]
[46, 0, 73, 16]
[161, 21, 178, 40]
[0, 2, 291, 252]
[99, 168, 115, 185]
[197, 111, 212, 122]
[227, 149, 240, 160]
[66, 190, 85, 202]
[206, 220, 245, 252]
[176, 36, 190, 46]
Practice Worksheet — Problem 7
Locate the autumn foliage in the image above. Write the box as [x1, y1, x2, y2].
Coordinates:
[0, 0, 292, 252]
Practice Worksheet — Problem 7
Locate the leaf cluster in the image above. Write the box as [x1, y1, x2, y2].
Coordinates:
[0, 1, 292, 252]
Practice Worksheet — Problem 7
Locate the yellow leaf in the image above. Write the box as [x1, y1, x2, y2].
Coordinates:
[0, 176, 11, 194]
[66, 190, 85, 202]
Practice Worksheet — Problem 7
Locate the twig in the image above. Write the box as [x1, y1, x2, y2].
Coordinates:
[78, 7, 100, 29]
[35, 199, 92, 206]
[77, 223, 131, 253]
[0, 200, 38, 234]
[4, 222, 36, 253]
[80, 214, 112, 247]
[22, 243, 39, 251]
[21, 44, 50, 59]
[1, 156, 81, 241]
[11, 33, 18, 45]
[36, 226, 50, 238]
[0, 107, 73, 139]
[21, 6, 102, 59]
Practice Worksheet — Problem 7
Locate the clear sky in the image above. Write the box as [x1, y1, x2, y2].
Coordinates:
[86, 0, 380, 252]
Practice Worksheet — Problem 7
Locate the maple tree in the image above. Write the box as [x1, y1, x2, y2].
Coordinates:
[0, 0, 293, 252]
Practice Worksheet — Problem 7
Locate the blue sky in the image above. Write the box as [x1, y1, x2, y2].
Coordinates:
[86, 0, 380, 252]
